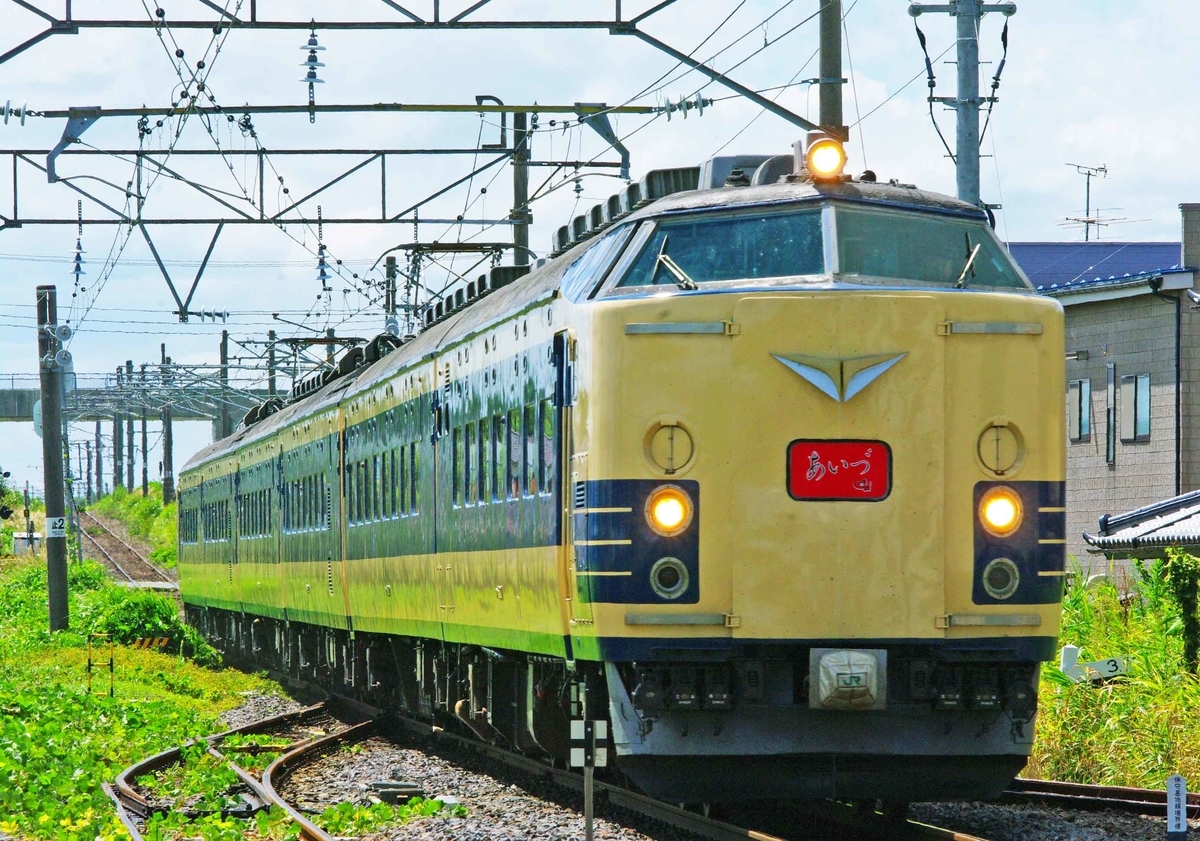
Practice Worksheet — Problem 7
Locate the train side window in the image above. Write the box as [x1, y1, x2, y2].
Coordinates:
[477, 418, 489, 504]
[507, 408, 522, 499]
[524, 403, 537, 495]
[381, 451, 390, 518]
[465, 422, 476, 506]
[398, 446, 407, 516]
[540, 398, 555, 495]
[410, 442, 420, 513]
[452, 427, 463, 507]
[558, 225, 634, 301]
[493, 414, 506, 502]
[373, 454, 382, 521]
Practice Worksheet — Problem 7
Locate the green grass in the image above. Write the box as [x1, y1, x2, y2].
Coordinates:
[90, 484, 177, 569]
[0, 554, 285, 840]
[1027, 557, 1200, 787]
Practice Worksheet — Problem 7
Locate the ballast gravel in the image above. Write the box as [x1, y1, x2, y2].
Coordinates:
[910, 800, 1200, 841]
[215, 694, 1198, 841]
[218, 691, 309, 730]
[279, 734, 707, 841]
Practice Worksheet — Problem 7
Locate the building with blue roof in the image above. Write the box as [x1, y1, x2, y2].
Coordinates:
[1006, 207, 1200, 575]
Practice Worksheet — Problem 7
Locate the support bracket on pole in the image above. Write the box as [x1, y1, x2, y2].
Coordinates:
[575, 103, 630, 180]
[47, 106, 101, 183]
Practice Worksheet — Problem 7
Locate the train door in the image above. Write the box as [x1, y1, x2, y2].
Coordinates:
[555, 331, 592, 630]
[228, 464, 242, 611]
[431, 361, 453, 640]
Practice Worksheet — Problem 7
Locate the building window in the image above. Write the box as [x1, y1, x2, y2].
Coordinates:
[1068, 380, 1091, 442]
[1120, 373, 1151, 443]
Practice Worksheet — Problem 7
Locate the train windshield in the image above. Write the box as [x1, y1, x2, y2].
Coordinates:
[616, 209, 824, 287]
[836, 207, 1027, 289]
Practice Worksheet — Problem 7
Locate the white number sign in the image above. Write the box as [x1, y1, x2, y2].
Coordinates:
[46, 517, 67, 538]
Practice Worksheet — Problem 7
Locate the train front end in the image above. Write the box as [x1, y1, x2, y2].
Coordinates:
[572, 164, 1065, 802]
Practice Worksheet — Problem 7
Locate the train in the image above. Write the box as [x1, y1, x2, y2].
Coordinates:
[179, 133, 1066, 806]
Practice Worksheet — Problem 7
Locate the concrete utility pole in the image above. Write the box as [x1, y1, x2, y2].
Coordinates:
[113, 371, 123, 490]
[267, 330, 278, 397]
[85, 441, 93, 503]
[818, 0, 847, 140]
[35, 285, 68, 631]
[219, 330, 231, 439]
[139, 363, 148, 496]
[125, 360, 135, 491]
[161, 343, 174, 504]
[512, 112, 531, 267]
[94, 420, 103, 497]
[909, 1, 1016, 206]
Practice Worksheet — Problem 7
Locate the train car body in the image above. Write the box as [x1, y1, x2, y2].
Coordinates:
[180, 155, 1064, 804]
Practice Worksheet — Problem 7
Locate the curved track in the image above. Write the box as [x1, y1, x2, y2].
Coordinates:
[103, 701, 339, 840]
[80, 510, 174, 588]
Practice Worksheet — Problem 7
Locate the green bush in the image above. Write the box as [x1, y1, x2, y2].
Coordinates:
[1028, 556, 1200, 786]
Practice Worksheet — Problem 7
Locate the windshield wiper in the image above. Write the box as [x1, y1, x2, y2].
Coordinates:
[954, 233, 981, 288]
[651, 235, 698, 290]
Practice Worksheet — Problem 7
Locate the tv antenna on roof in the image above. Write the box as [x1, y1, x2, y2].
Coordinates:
[1065, 162, 1107, 241]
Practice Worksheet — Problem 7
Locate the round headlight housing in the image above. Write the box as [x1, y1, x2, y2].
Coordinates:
[806, 136, 847, 181]
[979, 485, 1023, 538]
[650, 557, 689, 599]
[982, 557, 1020, 600]
[645, 484, 693, 537]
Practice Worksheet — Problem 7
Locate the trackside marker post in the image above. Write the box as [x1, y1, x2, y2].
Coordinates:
[1168, 774, 1187, 840]
[570, 719, 608, 841]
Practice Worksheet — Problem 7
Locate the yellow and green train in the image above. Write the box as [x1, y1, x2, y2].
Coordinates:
[180, 136, 1065, 804]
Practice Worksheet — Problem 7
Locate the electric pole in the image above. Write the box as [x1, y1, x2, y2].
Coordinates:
[512, 112, 531, 267]
[818, 0, 847, 140]
[909, 1, 1016, 206]
[219, 331, 231, 439]
[267, 330, 278, 397]
[85, 441, 93, 503]
[113, 369, 123, 491]
[36, 285, 69, 631]
[94, 420, 103, 496]
[125, 360, 134, 491]
[161, 343, 174, 504]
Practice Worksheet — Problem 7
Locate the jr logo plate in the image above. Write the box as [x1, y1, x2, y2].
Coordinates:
[787, 439, 892, 502]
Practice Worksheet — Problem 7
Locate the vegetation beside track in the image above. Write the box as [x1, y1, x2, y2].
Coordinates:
[0, 553, 283, 840]
[90, 483, 178, 568]
[1029, 556, 1200, 787]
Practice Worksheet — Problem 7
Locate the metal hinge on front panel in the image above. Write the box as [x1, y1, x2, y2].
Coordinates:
[935, 613, 1042, 628]
[624, 321, 741, 336]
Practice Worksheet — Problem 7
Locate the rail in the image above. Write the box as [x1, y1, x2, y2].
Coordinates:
[1004, 777, 1200, 819]
[103, 701, 331, 840]
[80, 510, 174, 587]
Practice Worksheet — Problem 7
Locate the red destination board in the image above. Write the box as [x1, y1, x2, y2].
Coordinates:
[787, 440, 891, 502]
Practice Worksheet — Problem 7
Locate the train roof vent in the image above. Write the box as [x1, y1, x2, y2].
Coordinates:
[570, 213, 590, 243]
[488, 264, 530, 290]
[603, 194, 622, 226]
[552, 224, 571, 256]
[423, 308, 435, 327]
[641, 166, 700, 202]
[454, 288, 466, 309]
[751, 154, 795, 186]
[588, 203, 605, 233]
[619, 181, 642, 215]
[698, 155, 772, 190]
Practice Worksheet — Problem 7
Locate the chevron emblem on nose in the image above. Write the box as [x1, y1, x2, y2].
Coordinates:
[771, 352, 907, 403]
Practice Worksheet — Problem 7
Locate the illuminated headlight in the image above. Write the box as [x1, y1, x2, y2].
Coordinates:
[645, 485, 693, 537]
[806, 136, 847, 181]
[982, 557, 1020, 600]
[979, 485, 1023, 537]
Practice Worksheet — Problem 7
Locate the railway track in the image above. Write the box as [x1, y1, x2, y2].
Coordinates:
[103, 701, 352, 841]
[1004, 776, 1200, 819]
[80, 510, 175, 588]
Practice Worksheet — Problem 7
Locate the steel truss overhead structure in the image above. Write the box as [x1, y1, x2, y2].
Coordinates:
[0, 0, 823, 135]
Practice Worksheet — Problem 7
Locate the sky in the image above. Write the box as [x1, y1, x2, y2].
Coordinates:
[0, 0, 1196, 497]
